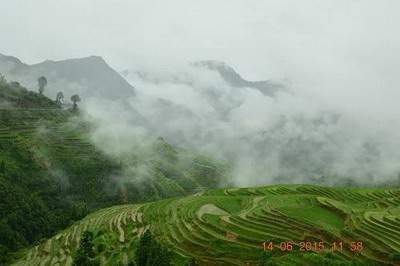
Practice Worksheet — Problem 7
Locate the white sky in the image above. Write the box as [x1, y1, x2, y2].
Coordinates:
[1, 1, 400, 114]
[1, 0, 399, 182]
[0, 1, 398, 76]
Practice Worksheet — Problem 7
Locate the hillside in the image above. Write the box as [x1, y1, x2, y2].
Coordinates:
[13, 184, 400, 265]
[0, 77, 59, 109]
[0, 81, 228, 264]
[0, 53, 135, 100]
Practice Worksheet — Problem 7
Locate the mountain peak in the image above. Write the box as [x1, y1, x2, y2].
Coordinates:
[193, 60, 284, 96]
[193, 60, 236, 75]
[37, 55, 107, 66]
[71, 55, 106, 63]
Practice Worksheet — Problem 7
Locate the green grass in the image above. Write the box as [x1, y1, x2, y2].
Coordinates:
[12, 184, 400, 265]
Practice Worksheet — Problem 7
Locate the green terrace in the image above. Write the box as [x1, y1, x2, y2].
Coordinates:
[12, 185, 400, 265]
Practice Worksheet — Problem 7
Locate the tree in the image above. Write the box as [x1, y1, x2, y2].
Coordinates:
[38, 76, 47, 95]
[259, 251, 273, 266]
[72, 231, 98, 266]
[390, 252, 400, 262]
[135, 230, 171, 266]
[136, 230, 152, 266]
[186, 257, 198, 266]
[0, 73, 7, 84]
[0, 161, 5, 173]
[56, 92, 64, 104]
[71, 94, 81, 110]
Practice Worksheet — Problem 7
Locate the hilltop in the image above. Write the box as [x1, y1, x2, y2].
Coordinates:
[12, 184, 400, 265]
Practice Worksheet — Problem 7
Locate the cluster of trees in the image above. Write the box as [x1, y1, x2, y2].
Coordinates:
[72, 230, 172, 266]
[134, 230, 171, 266]
[72, 231, 98, 266]
[390, 252, 400, 263]
[37, 76, 81, 110]
[0, 73, 81, 110]
[0, 76, 57, 109]
[0, 138, 86, 264]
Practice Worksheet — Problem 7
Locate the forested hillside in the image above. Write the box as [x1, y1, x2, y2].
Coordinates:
[0, 79, 228, 264]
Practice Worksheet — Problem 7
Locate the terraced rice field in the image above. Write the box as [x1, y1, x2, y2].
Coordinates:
[0, 108, 97, 161]
[12, 185, 400, 265]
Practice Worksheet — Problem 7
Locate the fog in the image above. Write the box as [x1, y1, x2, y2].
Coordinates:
[1, 1, 400, 185]
[80, 60, 400, 186]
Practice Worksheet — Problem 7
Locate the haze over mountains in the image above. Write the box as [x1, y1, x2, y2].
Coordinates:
[0, 53, 287, 102]
[1, 52, 399, 187]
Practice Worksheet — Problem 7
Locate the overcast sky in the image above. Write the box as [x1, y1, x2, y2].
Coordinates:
[1, 1, 400, 112]
[1, 1, 400, 183]
[0, 1, 398, 74]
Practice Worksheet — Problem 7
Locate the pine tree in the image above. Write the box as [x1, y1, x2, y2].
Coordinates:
[135, 230, 171, 266]
[73, 231, 98, 266]
[259, 251, 272, 266]
[186, 257, 197, 266]
[135, 230, 152, 266]
[390, 252, 400, 262]
[0, 161, 5, 174]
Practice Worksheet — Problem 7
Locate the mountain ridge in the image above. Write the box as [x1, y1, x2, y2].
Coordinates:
[193, 60, 286, 96]
[0, 53, 135, 100]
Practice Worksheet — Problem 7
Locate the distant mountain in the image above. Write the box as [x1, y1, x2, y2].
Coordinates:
[0, 53, 135, 100]
[193, 60, 285, 96]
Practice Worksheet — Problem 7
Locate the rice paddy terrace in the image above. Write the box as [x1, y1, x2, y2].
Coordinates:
[12, 185, 400, 265]
[0, 108, 105, 177]
[0, 108, 93, 156]
[0, 106, 222, 200]
[0, 91, 229, 264]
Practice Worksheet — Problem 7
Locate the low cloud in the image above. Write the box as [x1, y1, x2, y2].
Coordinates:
[77, 62, 400, 187]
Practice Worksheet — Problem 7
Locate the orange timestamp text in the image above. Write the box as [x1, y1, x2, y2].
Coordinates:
[262, 241, 364, 253]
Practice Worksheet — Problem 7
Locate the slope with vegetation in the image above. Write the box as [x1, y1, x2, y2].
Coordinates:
[0, 79, 227, 264]
[13, 184, 400, 265]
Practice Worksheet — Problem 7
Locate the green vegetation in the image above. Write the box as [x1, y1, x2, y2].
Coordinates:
[135, 230, 171, 266]
[55, 92, 64, 105]
[72, 231, 98, 266]
[0, 80, 228, 264]
[37, 76, 47, 95]
[70, 94, 80, 110]
[0, 76, 58, 108]
[13, 184, 400, 265]
[3, 76, 400, 265]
